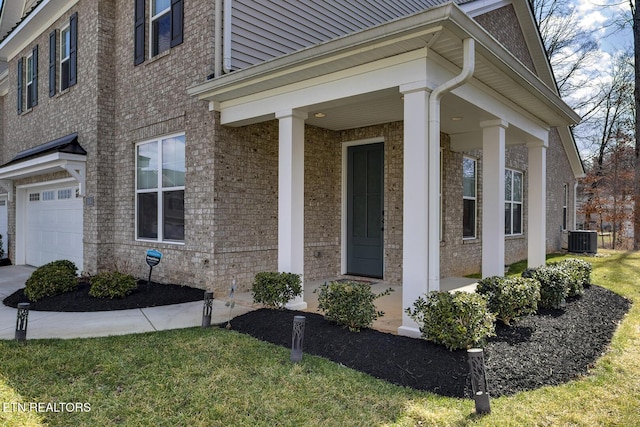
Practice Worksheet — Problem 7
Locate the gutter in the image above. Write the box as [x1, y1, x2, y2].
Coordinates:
[214, 0, 222, 77]
[427, 37, 475, 291]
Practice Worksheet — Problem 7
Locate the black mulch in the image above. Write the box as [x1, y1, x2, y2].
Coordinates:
[0, 259, 11, 267]
[3, 280, 204, 312]
[228, 284, 631, 398]
[2, 280, 632, 399]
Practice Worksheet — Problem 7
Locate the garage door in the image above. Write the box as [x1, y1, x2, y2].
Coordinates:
[25, 185, 83, 268]
[0, 197, 7, 257]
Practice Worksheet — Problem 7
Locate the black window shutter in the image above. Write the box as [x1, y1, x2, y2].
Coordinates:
[32, 45, 38, 106]
[134, 0, 145, 65]
[170, 0, 183, 48]
[49, 31, 57, 97]
[69, 12, 77, 86]
[17, 58, 23, 114]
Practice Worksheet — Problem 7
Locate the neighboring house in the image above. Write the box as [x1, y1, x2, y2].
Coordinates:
[0, 0, 584, 337]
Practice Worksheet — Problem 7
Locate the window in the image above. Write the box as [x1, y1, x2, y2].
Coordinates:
[505, 169, 523, 235]
[42, 190, 55, 201]
[58, 189, 73, 200]
[562, 184, 568, 230]
[17, 46, 38, 113]
[463, 157, 477, 239]
[57, 13, 77, 92]
[136, 134, 185, 242]
[29, 193, 40, 202]
[26, 50, 38, 109]
[135, 0, 183, 65]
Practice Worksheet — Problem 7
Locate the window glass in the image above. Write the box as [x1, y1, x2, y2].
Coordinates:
[137, 141, 159, 190]
[153, 0, 171, 15]
[163, 190, 184, 241]
[513, 171, 523, 202]
[137, 192, 158, 239]
[162, 136, 186, 187]
[463, 157, 475, 198]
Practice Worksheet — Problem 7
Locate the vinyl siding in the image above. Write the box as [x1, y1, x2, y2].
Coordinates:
[227, 0, 472, 70]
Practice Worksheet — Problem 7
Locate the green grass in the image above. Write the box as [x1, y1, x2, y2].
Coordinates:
[1, 250, 639, 426]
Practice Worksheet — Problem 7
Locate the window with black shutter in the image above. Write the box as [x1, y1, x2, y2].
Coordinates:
[137, 0, 183, 65]
[60, 12, 78, 91]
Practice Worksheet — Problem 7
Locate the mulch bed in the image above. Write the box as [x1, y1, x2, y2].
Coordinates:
[228, 284, 631, 398]
[2, 279, 632, 399]
[3, 280, 204, 312]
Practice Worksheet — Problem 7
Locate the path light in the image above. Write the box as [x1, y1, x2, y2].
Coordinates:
[291, 315, 306, 362]
[202, 291, 214, 328]
[467, 348, 491, 414]
[15, 303, 30, 342]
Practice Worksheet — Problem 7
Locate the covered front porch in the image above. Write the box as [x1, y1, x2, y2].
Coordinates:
[189, 4, 579, 337]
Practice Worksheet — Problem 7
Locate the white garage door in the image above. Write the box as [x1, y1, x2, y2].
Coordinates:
[25, 185, 83, 268]
[0, 197, 7, 257]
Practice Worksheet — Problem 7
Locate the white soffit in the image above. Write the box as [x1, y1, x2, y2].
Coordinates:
[0, 0, 79, 61]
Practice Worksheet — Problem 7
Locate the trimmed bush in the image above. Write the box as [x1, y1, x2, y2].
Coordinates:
[550, 258, 592, 297]
[522, 265, 570, 309]
[405, 291, 496, 351]
[0, 233, 4, 259]
[89, 271, 138, 299]
[476, 276, 540, 325]
[252, 272, 302, 309]
[315, 281, 393, 332]
[24, 261, 78, 302]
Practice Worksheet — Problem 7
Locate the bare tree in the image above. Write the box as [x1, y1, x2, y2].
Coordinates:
[631, 0, 640, 249]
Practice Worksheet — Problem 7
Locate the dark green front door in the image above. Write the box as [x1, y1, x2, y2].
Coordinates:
[347, 143, 384, 278]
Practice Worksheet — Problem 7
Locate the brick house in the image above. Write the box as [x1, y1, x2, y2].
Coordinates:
[0, 0, 583, 336]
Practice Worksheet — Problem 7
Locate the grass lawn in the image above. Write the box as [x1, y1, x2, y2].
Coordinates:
[1, 250, 639, 426]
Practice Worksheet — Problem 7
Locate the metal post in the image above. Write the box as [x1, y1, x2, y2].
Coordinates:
[467, 348, 491, 414]
[15, 303, 30, 342]
[202, 292, 213, 328]
[291, 315, 306, 362]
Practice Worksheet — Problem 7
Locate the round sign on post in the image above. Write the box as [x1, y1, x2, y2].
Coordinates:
[146, 249, 162, 284]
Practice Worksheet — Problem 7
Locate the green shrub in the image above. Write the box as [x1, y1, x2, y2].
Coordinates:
[0, 233, 4, 259]
[89, 271, 138, 299]
[315, 281, 393, 332]
[522, 265, 570, 309]
[24, 261, 78, 302]
[252, 272, 302, 309]
[550, 258, 592, 297]
[405, 291, 496, 351]
[476, 276, 540, 325]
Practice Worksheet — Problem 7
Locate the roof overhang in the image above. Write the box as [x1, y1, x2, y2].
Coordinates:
[0, 0, 78, 61]
[0, 133, 87, 201]
[188, 3, 580, 129]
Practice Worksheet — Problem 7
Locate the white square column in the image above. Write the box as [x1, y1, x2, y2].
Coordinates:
[276, 109, 308, 310]
[481, 119, 508, 278]
[527, 139, 547, 268]
[398, 82, 431, 338]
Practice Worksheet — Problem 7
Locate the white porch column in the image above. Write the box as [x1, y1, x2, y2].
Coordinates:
[276, 109, 308, 310]
[481, 119, 508, 278]
[527, 138, 547, 268]
[399, 82, 431, 338]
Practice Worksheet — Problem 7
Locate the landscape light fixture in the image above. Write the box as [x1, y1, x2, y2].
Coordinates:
[291, 315, 306, 362]
[468, 348, 491, 414]
[15, 303, 30, 342]
[202, 291, 214, 328]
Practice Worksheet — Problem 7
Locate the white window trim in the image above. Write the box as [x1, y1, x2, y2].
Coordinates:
[462, 156, 477, 240]
[60, 24, 70, 91]
[135, 132, 186, 245]
[150, 0, 171, 58]
[505, 168, 523, 236]
[26, 52, 34, 108]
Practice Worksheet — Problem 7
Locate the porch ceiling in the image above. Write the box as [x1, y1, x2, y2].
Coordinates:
[189, 3, 579, 133]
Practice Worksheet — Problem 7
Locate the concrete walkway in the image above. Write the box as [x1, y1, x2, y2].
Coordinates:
[0, 266, 477, 340]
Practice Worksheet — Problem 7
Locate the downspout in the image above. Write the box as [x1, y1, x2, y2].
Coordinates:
[573, 181, 579, 229]
[214, 0, 222, 77]
[223, 0, 233, 73]
[427, 37, 475, 291]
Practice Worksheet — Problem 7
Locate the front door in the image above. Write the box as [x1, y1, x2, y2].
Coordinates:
[347, 143, 384, 278]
